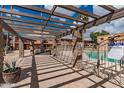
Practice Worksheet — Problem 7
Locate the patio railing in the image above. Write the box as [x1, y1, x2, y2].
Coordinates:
[52, 35, 124, 87]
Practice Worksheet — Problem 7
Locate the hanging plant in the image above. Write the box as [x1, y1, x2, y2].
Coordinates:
[82, 15, 89, 22]
[77, 14, 89, 33]
[78, 14, 89, 23]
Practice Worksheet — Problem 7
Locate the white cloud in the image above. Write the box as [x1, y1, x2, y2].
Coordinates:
[113, 5, 124, 9]
[6, 8, 21, 18]
[93, 5, 110, 16]
[84, 17, 124, 39]
[44, 5, 53, 10]
[55, 7, 75, 16]
[59, 18, 66, 21]
[51, 16, 66, 21]
[84, 5, 124, 40]
[13, 9, 21, 18]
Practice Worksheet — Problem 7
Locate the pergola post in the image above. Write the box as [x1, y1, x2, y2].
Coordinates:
[12, 36, 16, 50]
[53, 39, 57, 57]
[5, 32, 9, 55]
[81, 28, 85, 68]
[30, 41, 34, 55]
[72, 28, 83, 69]
[0, 22, 5, 83]
[40, 40, 44, 53]
[19, 38, 24, 57]
[96, 44, 100, 76]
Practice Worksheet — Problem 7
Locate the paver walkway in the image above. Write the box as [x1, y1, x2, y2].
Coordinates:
[1, 54, 122, 88]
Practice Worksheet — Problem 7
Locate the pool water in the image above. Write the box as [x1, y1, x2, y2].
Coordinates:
[86, 51, 124, 63]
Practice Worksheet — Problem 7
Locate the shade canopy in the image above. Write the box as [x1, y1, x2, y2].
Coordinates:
[0, 5, 124, 40]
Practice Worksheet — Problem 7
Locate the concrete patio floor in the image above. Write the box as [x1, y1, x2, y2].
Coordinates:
[1, 53, 122, 88]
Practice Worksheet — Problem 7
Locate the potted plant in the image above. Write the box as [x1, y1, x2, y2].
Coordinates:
[2, 60, 21, 83]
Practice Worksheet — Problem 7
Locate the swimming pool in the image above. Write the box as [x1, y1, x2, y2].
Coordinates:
[86, 51, 124, 63]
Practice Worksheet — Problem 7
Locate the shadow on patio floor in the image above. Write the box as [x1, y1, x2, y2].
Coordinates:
[12, 55, 122, 88]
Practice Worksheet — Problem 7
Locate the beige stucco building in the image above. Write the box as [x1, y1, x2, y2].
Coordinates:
[97, 33, 124, 51]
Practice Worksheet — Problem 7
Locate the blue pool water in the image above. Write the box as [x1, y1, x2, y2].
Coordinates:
[86, 51, 124, 63]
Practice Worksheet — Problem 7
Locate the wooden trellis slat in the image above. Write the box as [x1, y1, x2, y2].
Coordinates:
[58, 7, 124, 38]
[99, 5, 117, 12]
[58, 5, 100, 19]
[5, 18, 70, 29]
[0, 19, 35, 41]
[0, 6, 79, 26]
[16, 5, 83, 23]
[0, 19, 20, 37]
[0, 5, 124, 41]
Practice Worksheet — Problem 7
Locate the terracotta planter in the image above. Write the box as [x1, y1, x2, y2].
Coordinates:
[2, 67, 21, 83]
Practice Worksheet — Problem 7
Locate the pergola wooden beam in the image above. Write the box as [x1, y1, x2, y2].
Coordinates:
[1, 5, 123, 40]
[0, 8, 47, 21]
[16, 5, 83, 22]
[0, 19, 35, 41]
[58, 5, 100, 19]
[85, 7, 124, 29]
[57, 7, 124, 38]
[11, 25, 68, 32]
[1, 16, 70, 29]
[99, 5, 117, 12]
[42, 6, 57, 32]
[44, 27, 68, 31]
[14, 28, 61, 36]
[13, 26, 65, 33]
[0, 8, 78, 26]
[0, 19, 20, 37]
[15, 29, 59, 36]
[0, 16, 45, 25]
[50, 19, 75, 26]
[11, 26, 65, 36]
[48, 23, 70, 29]
[7, 22, 42, 27]
[7, 22, 69, 30]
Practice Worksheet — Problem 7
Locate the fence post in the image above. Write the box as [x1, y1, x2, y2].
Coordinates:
[97, 43, 100, 76]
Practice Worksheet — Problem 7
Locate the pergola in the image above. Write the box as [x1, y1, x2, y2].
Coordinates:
[0, 5, 124, 86]
[0, 5, 123, 40]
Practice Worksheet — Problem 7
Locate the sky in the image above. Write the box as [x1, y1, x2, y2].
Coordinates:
[1, 5, 124, 40]
[84, 6, 124, 40]
[84, 17, 124, 40]
[59, 5, 124, 40]
[53, 5, 124, 40]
